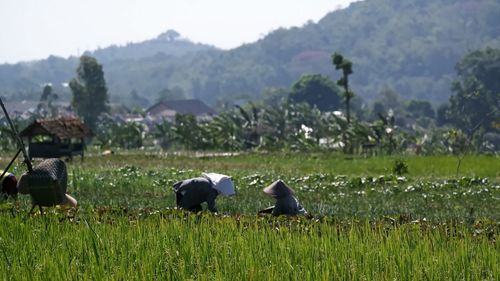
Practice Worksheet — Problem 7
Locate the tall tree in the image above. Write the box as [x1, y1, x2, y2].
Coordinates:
[332, 53, 354, 123]
[289, 74, 341, 111]
[333, 52, 354, 153]
[448, 47, 500, 136]
[36, 84, 59, 117]
[405, 100, 435, 119]
[69, 55, 109, 129]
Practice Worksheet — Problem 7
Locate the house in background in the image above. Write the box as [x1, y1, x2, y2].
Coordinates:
[19, 117, 93, 160]
[146, 99, 216, 122]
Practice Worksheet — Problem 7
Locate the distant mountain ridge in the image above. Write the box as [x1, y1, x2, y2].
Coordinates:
[91, 29, 216, 63]
[0, 29, 218, 103]
[1, 0, 499, 107]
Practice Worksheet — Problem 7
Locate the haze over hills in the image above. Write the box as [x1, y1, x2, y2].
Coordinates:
[0, 0, 499, 108]
[91, 30, 217, 63]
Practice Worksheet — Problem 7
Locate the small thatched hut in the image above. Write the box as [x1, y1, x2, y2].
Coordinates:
[20, 117, 93, 160]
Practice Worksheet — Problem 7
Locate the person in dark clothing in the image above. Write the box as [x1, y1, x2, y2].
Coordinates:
[173, 177, 220, 213]
[258, 180, 307, 216]
[17, 158, 77, 208]
[1, 170, 18, 199]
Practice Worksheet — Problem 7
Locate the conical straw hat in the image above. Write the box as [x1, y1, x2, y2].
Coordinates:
[263, 180, 294, 198]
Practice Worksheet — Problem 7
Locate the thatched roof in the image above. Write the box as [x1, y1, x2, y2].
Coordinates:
[20, 117, 93, 139]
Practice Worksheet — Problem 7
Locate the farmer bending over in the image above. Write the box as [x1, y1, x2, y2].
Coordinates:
[173, 173, 235, 213]
[258, 180, 307, 216]
[17, 158, 77, 209]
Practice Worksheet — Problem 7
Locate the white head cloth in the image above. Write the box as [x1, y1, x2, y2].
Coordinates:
[202, 172, 236, 196]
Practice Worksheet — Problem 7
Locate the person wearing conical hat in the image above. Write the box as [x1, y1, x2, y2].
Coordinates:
[259, 180, 306, 216]
[1, 170, 18, 199]
[173, 173, 235, 213]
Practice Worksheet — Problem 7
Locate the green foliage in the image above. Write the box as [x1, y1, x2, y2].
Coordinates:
[371, 110, 399, 154]
[392, 159, 409, 175]
[2, 153, 498, 217]
[94, 116, 145, 149]
[234, 103, 262, 149]
[151, 120, 175, 149]
[0, 117, 30, 152]
[289, 74, 341, 111]
[173, 113, 210, 150]
[444, 129, 471, 176]
[204, 111, 244, 151]
[332, 52, 355, 121]
[0, 213, 498, 280]
[258, 102, 326, 151]
[405, 100, 435, 119]
[1, 151, 498, 280]
[0, 125, 17, 151]
[2, 0, 500, 104]
[34, 84, 59, 118]
[332, 52, 358, 155]
[89, 97, 495, 155]
[259, 87, 289, 107]
[93, 29, 214, 62]
[70, 55, 109, 130]
[448, 47, 500, 136]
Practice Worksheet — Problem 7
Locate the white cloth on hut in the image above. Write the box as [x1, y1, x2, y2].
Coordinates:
[202, 172, 235, 196]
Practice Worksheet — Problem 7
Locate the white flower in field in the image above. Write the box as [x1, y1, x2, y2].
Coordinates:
[300, 124, 313, 139]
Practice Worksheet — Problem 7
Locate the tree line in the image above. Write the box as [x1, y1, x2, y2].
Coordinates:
[1, 0, 499, 106]
[71, 48, 500, 155]
[1, 47, 498, 156]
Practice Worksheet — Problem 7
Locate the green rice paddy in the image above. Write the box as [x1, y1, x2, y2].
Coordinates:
[0, 153, 498, 280]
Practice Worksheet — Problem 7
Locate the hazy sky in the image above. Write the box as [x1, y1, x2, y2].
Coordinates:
[0, 0, 360, 64]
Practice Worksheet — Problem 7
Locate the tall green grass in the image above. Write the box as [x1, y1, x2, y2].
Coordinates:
[6, 152, 493, 178]
[0, 213, 497, 280]
[0, 153, 498, 280]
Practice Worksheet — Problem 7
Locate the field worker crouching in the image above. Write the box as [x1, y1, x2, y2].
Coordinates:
[1, 170, 18, 199]
[17, 158, 77, 209]
[173, 173, 235, 213]
[258, 180, 307, 216]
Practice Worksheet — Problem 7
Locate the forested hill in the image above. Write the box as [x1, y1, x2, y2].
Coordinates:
[1, 0, 499, 107]
[91, 30, 216, 63]
[0, 30, 218, 103]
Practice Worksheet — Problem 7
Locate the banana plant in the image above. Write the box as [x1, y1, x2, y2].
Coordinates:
[235, 103, 262, 149]
[206, 111, 244, 151]
[151, 119, 175, 149]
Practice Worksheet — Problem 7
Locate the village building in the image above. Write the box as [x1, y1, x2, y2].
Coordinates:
[146, 99, 216, 122]
[19, 117, 93, 160]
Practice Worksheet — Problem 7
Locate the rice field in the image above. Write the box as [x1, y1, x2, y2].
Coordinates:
[0, 153, 499, 280]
